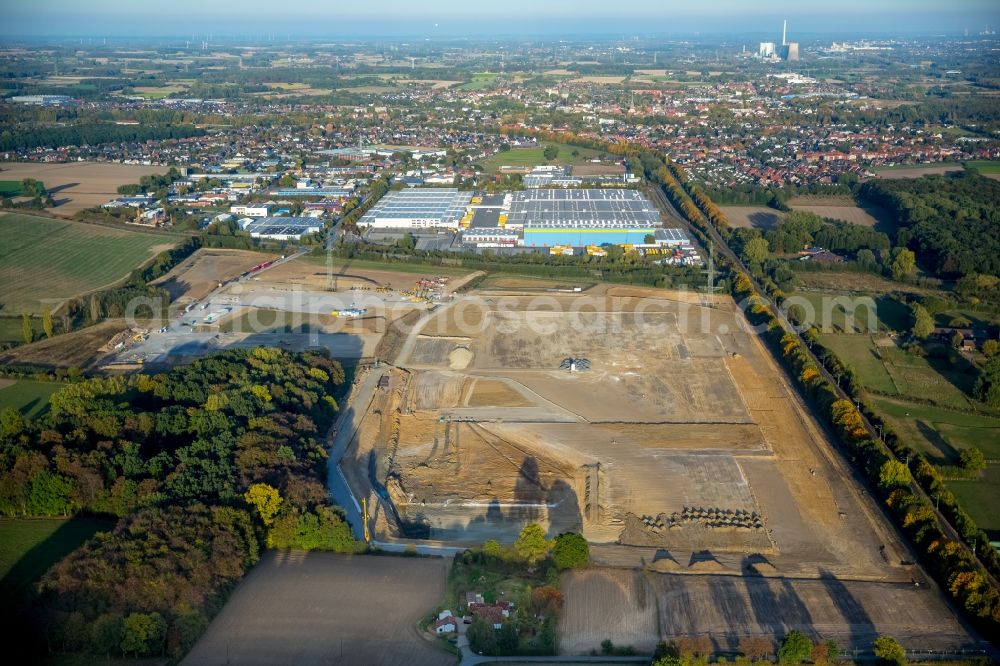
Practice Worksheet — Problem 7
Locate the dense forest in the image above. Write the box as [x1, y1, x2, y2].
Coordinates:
[0, 348, 358, 660]
[859, 172, 1000, 278]
[0, 122, 204, 151]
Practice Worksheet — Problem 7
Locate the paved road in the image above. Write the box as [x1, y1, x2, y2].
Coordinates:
[326, 366, 384, 540]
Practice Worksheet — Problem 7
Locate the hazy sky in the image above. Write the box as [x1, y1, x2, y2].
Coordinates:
[3, 0, 999, 38]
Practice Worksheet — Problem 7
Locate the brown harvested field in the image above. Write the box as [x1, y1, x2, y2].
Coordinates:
[793, 270, 943, 297]
[720, 206, 782, 230]
[0, 320, 126, 370]
[571, 163, 626, 176]
[0, 161, 165, 215]
[559, 569, 660, 655]
[873, 165, 964, 179]
[152, 249, 279, 304]
[181, 551, 454, 666]
[571, 76, 627, 84]
[479, 276, 590, 291]
[403, 79, 461, 89]
[559, 568, 975, 654]
[786, 195, 857, 206]
[789, 204, 892, 228]
[264, 256, 470, 292]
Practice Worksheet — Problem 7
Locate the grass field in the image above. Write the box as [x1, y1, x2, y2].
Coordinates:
[964, 160, 1000, 174]
[790, 291, 915, 333]
[871, 395, 1000, 540]
[871, 396, 1000, 463]
[477, 142, 604, 174]
[787, 292, 884, 333]
[0, 213, 179, 313]
[0, 379, 62, 418]
[0, 316, 42, 344]
[0, 180, 24, 197]
[949, 464, 1000, 539]
[815, 334, 897, 394]
[879, 345, 977, 410]
[457, 72, 498, 90]
[0, 517, 111, 603]
[813, 328, 979, 410]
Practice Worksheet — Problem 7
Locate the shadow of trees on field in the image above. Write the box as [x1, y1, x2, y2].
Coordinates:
[744, 576, 815, 639]
[819, 569, 876, 647]
[916, 420, 958, 465]
[390, 454, 582, 541]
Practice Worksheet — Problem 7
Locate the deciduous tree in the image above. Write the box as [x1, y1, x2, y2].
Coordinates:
[879, 460, 911, 490]
[873, 635, 905, 666]
[777, 629, 812, 664]
[514, 523, 553, 565]
[244, 483, 282, 526]
[552, 532, 589, 569]
[21, 313, 33, 344]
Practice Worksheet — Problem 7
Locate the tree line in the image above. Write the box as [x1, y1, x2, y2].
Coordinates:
[0, 123, 204, 152]
[859, 172, 1000, 279]
[615, 142, 1000, 638]
[728, 272, 1000, 637]
[0, 348, 360, 661]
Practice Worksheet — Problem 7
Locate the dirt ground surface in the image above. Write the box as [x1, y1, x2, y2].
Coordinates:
[0, 319, 126, 370]
[559, 568, 977, 655]
[152, 248, 278, 305]
[331, 281, 980, 653]
[789, 204, 891, 228]
[873, 165, 964, 179]
[720, 206, 782, 230]
[181, 551, 454, 666]
[263, 256, 467, 292]
[345, 284, 913, 579]
[111, 256, 457, 367]
[0, 161, 164, 215]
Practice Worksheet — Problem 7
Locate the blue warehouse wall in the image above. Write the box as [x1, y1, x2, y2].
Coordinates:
[522, 228, 656, 247]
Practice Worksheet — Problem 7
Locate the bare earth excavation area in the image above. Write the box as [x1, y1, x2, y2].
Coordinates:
[340, 283, 976, 653]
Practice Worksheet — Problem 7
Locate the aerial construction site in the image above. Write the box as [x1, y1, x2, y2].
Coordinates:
[338, 280, 910, 583]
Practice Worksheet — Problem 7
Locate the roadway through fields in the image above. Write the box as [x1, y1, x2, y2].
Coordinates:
[326, 366, 384, 541]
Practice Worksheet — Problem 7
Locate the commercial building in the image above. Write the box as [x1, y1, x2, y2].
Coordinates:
[239, 216, 321, 241]
[358, 188, 472, 229]
[512, 189, 662, 247]
[522, 166, 584, 189]
[10, 95, 73, 106]
[461, 227, 520, 248]
[231, 204, 272, 217]
[273, 185, 354, 198]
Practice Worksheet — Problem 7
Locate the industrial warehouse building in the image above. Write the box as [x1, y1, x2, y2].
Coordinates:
[239, 216, 321, 240]
[358, 188, 472, 229]
[512, 189, 662, 247]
